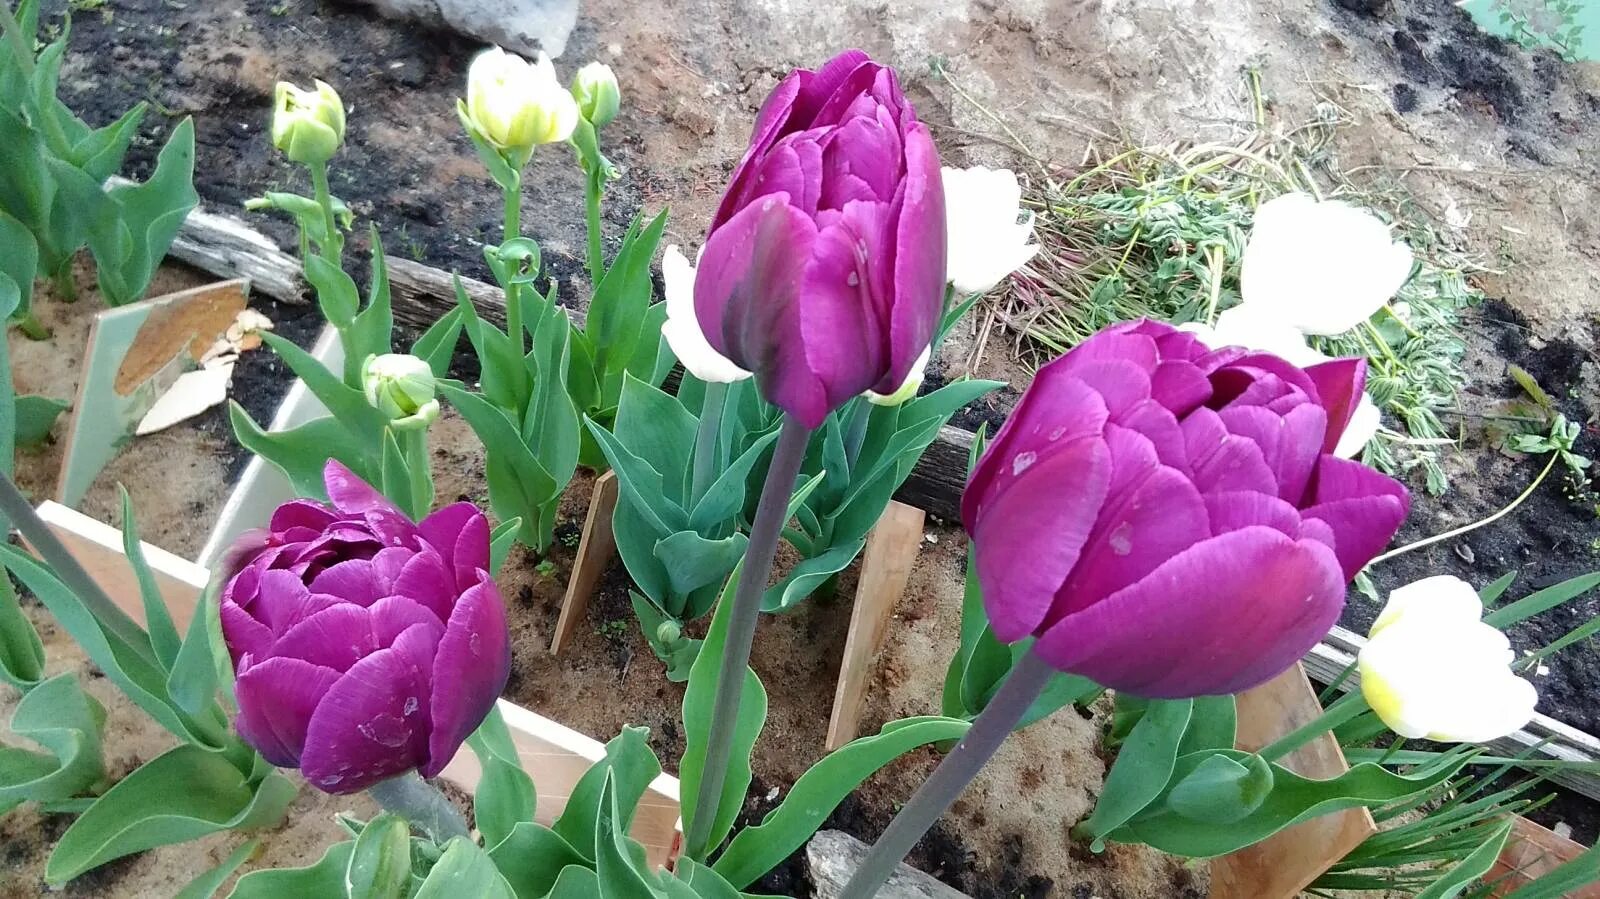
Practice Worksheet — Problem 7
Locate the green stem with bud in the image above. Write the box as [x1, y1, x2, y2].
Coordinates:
[308, 161, 344, 265]
[401, 427, 433, 518]
[502, 173, 525, 358]
[689, 381, 728, 506]
[584, 163, 605, 288]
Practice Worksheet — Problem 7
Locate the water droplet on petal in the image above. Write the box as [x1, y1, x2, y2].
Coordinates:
[358, 713, 412, 748]
[319, 774, 343, 787]
[847, 271, 860, 287]
[1012, 452, 1037, 476]
[1109, 522, 1134, 556]
[1048, 427, 1066, 441]
[469, 633, 483, 657]
[403, 696, 419, 716]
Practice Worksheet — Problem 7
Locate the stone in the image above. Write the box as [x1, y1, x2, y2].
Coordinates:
[353, 0, 579, 59]
[807, 831, 970, 899]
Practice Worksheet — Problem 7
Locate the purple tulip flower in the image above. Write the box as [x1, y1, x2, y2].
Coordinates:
[693, 49, 947, 428]
[218, 461, 510, 794]
[963, 320, 1409, 698]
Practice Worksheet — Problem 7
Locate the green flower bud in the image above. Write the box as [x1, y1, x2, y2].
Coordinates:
[362, 353, 440, 431]
[272, 79, 346, 166]
[571, 62, 620, 129]
[655, 620, 682, 646]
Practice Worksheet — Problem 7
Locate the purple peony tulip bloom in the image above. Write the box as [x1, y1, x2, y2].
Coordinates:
[218, 461, 510, 794]
[693, 49, 946, 428]
[963, 320, 1409, 698]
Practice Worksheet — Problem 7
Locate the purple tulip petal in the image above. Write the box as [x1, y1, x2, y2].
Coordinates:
[323, 461, 400, 517]
[802, 201, 890, 404]
[300, 623, 439, 794]
[1034, 527, 1345, 697]
[751, 138, 824, 217]
[963, 372, 1109, 529]
[421, 574, 511, 777]
[419, 502, 490, 586]
[695, 193, 828, 426]
[1218, 403, 1327, 503]
[309, 559, 384, 606]
[269, 499, 337, 534]
[884, 121, 945, 392]
[219, 599, 274, 670]
[1117, 399, 1190, 474]
[369, 546, 412, 593]
[368, 596, 448, 647]
[973, 434, 1111, 643]
[1301, 493, 1408, 579]
[1304, 357, 1367, 454]
[1059, 360, 1151, 419]
[1149, 361, 1213, 416]
[1064, 331, 1159, 371]
[1182, 408, 1278, 495]
[390, 550, 455, 622]
[805, 53, 880, 124]
[1204, 491, 1303, 537]
[270, 604, 374, 671]
[1050, 426, 1208, 618]
[219, 529, 273, 583]
[253, 570, 340, 633]
[234, 657, 342, 767]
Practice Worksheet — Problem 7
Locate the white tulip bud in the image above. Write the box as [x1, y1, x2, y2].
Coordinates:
[362, 354, 440, 431]
[272, 80, 346, 166]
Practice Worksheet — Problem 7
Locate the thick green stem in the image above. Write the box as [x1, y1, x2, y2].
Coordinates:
[402, 427, 434, 519]
[683, 416, 812, 861]
[689, 381, 729, 506]
[367, 771, 470, 843]
[584, 165, 605, 287]
[308, 162, 344, 264]
[51, 264, 77, 303]
[0, 472, 158, 668]
[1259, 689, 1369, 762]
[840, 651, 1055, 899]
[502, 175, 525, 358]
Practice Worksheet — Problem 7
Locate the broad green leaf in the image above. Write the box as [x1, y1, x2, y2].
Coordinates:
[228, 840, 355, 898]
[306, 254, 361, 329]
[1177, 695, 1236, 756]
[593, 772, 658, 898]
[229, 405, 375, 501]
[120, 488, 182, 670]
[490, 517, 522, 576]
[413, 837, 515, 899]
[46, 746, 294, 884]
[71, 103, 146, 183]
[612, 499, 672, 611]
[654, 530, 747, 599]
[166, 581, 222, 724]
[553, 726, 662, 863]
[1077, 697, 1194, 850]
[1165, 753, 1273, 824]
[675, 859, 744, 899]
[681, 567, 767, 860]
[585, 419, 688, 534]
[0, 673, 105, 806]
[0, 572, 44, 688]
[487, 822, 586, 899]
[585, 210, 668, 382]
[343, 230, 397, 383]
[1478, 571, 1517, 607]
[1113, 750, 1467, 857]
[13, 394, 67, 446]
[173, 837, 259, 899]
[259, 331, 389, 439]
[547, 865, 603, 899]
[687, 430, 779, 534]
[615, 374, 697, 506]
[468, 706, 537, 850]
[345, 813, 411, 899]
[456, 277, 529, 412]
[90, 119, 199, 306]
[759, 538, 865, 613]
[712, 716, 970, 888]
[439, 382, 559, 549]
[413, 306, 465, 378]
[522, 293, 582, 508]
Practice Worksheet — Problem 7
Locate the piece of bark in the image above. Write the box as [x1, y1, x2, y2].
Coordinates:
[808, 831, 970, 899]
[388, 255, 506, 333]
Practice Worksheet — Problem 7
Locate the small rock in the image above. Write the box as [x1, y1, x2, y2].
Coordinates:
[1454, 543, 1476, 564]
[351, 0, 578, 59]
[807, 830, 970, 899]
[1335, 0, 1391, 17]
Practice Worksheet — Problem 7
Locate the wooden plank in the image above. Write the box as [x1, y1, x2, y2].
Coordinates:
[56, 280, 248, 507]
[34, 498, 682, 868]
[1209, 664, 1376, 899]
[550, 471, 621, 655]
[388, 255, 506, 334]
[1306, 624, 1600, 803]
[1487, 816, 1599, 897]
[108, 176, 305, 305]
[827, 501, 925, 751]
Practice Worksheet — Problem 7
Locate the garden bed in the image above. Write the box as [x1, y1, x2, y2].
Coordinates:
[3, 0, 1598, 894]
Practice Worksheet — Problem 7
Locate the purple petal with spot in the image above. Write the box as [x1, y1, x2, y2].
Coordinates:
[422, 574, 511, 777]
[234, 658, 343, 767]
[300, 623, 439, 794]
[1033, 527, 1345, 697]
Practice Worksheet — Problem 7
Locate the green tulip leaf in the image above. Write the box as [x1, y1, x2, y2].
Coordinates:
[759, 538, 866, 613]
[1166, 753, 1274, 824]
[1077, 697, 1195, 850]
[1177, 695, 1236, 756]
[119, 488, 183, 670]
[1412, 817, 1515, 899]
[487, 821, 587, 899]
[227, 839, 355, 898]
[414, 837, 515, 899]
[712, 716, 971, 888]
[345, 813, 412, 899]
[439, 383, 558, 550]
[681, 566, 767, 860]
[412, 305, 465, 380]
[547, 864, 603, 899]
[47, 745, 294, 884]
[489, 517, 523, 577]
[13, 394, 66, 447]
[553, 726, 662, 863]
[655, 530, 748, 599]
[615, 374, 698, 506]
[584, 419, 687, 534]
[0, 572, 45, 689]
[593, 771, 659, 897]
[585, 210, 668, 384]
[687, 429, 778, 534]
[467, 706, 537, 850]
[0, 673, 106, 807]
[173, 837, 259, 899]
[228, 404, 377, 502]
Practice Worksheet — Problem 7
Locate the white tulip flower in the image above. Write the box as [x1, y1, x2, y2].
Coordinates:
[661, 245, 752, 384]
[941, 166, 1039, 296]
[1359, 575, 1538, 743]
[1239, 192, 1414, 336]
[866, 345, 931, 406]
[462, 47, 580, 162]
[1181, 306, 1381, 458]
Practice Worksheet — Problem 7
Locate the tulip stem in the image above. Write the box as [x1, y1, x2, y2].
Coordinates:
[683, 416, 812, 861]
[689, 380, 729, 506]
[839, 649, 1054, 899]
[584, 165, 605, 287]
[367, 771, 470, 843]
[401, 428, 434, 518]
[0, 472, 159, 669]
[1369, 452, 1559, 567]
[501, 175, 525, 358]
[1258, 689, 1369, 763]
[308, 161, 344, 265]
